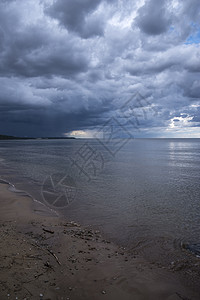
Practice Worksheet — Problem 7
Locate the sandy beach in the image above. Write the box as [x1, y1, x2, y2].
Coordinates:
[0, 181, 200, 300]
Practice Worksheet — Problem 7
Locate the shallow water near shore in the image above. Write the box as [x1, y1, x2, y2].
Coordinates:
[0, 138, 200, 266]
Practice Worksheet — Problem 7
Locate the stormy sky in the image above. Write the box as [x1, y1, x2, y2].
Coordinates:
[0, 0, 199, 138]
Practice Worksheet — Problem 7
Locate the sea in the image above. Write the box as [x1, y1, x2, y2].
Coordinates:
[0, 138, 200, 265]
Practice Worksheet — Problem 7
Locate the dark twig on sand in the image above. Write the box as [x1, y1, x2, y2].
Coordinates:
[43, 228, 54, 234]
[47, 249, 61, 266]
[30, 242, 61, 266]
[176, 292, 191, 300]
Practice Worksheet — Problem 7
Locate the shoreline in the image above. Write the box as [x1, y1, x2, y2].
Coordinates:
[0, 178, 59, 218]
[0, 182, 200, 299]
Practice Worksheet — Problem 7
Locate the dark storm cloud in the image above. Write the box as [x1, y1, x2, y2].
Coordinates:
[135, 0, 171, 35]
[0, 0, 90, 79]
[46, 0, 107, 38]
[0, 27, 89, 78]
[0, 0, 199, 138]
[0, 87, 114, 137]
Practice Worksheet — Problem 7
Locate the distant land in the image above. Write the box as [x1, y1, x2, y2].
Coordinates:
[0, 135, 75, 140]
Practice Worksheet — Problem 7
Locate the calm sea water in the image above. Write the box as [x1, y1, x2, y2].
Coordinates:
[0, 138, 200, 264]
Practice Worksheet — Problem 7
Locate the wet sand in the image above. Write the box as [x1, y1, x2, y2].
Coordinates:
[0, 182, 200, 300]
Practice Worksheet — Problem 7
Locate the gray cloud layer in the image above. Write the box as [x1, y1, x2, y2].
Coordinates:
[136, 0, 171, 35]
[0, 0, 199, 137]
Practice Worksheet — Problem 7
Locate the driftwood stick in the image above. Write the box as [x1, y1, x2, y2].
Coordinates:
[43, 228, 54, 234]
[31, 242, 61, 266]
[47, 249, 61, 266]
